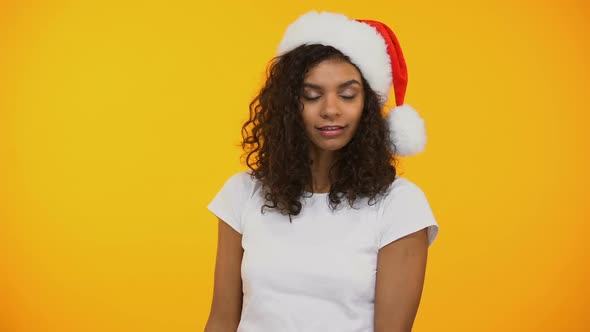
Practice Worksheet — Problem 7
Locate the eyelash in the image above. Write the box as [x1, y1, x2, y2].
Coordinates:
[303, 95, 356, 101]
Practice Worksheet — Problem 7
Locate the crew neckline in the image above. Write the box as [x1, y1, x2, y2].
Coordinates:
[303, 191, 330, 196]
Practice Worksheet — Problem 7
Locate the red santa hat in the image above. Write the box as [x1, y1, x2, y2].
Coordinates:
[277, 11, 427, 156]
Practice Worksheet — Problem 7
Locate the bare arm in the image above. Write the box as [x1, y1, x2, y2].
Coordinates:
[374, 228, 429, 332]
[204, 218, 244, 332]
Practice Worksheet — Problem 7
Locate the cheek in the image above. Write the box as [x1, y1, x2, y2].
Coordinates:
[301, 106, 316, 127]
[350, 104, 364, 125]
[300, 112, 310, 128]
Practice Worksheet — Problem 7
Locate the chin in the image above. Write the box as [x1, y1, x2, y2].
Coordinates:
[317, 147, 342, 152]
[313, 140, 349, 152]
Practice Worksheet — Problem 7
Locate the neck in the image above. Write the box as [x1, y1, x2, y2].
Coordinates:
[307, 147, 338, 193]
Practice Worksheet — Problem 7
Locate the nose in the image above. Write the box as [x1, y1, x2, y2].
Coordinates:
[320, 93, 341, 119]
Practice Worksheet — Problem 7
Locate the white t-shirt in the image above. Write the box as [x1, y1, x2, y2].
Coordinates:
[207, 171, 439, 332]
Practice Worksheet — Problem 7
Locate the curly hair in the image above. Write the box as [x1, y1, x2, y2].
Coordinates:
[241, 44, 398, 219]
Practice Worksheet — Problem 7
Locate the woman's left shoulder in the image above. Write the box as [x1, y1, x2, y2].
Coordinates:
[392, 175, 423, 187]
[376, 175, 439, 248]
[385, 175, 429, 197]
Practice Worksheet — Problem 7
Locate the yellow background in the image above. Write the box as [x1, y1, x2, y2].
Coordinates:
[1, 0, 589, 331]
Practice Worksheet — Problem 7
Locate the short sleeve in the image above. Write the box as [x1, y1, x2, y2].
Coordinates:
[378, 178, 439, 249]
[207, 171, 252, 234]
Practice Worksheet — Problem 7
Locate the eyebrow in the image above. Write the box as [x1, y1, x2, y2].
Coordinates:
[302, 79, 362, 90]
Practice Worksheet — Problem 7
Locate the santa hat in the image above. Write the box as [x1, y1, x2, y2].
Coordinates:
[277, 11, 427, 156]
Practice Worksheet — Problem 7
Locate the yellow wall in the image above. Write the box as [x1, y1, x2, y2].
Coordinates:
[1, 0, 588, 331]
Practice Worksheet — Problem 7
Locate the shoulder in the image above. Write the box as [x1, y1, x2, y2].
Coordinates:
[377, 175, 439, 247]
[223, 170, 254, 187]
[391, 175, 423, 191]
[377, 175, 434, 221]
[207, 170, 263, 234]
[220, 170, 263, 199]
[381, 176, 428, 204]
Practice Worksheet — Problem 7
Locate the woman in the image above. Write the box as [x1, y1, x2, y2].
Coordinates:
[205, 11, 439, 332]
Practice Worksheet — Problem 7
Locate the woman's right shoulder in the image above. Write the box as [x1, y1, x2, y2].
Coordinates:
[221, 170, 262, 198]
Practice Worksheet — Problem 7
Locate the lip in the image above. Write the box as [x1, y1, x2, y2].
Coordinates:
[316, 125, 346, 137]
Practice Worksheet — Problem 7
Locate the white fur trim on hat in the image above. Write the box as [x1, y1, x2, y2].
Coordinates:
[386, 104, 427, 156]
[277, 11, 392, 102]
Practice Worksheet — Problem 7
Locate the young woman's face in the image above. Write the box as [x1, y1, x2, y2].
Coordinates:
[300, 58, 365, 153]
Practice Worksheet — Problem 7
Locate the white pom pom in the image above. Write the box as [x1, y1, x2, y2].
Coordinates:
[386, 104, 427, 156]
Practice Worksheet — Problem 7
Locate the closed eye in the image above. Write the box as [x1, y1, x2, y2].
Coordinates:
[302, 95, 321, 101]
[302, 95, 357, 101]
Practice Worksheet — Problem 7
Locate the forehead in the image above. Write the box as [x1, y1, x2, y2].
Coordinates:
[303, 58, 362, 86]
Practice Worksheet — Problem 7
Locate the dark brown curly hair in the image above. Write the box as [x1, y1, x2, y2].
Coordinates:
[241, 44, 399, 219]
